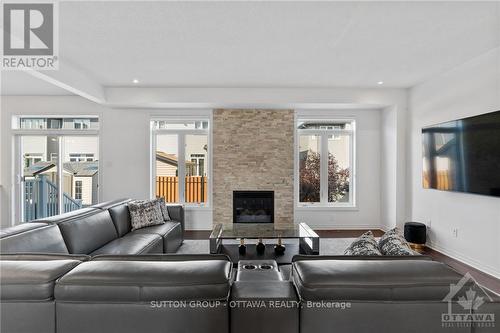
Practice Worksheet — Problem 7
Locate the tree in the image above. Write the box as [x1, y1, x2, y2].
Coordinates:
[299, 150, 350, 202]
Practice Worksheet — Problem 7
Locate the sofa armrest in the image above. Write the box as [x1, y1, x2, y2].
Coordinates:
[167, 205, 184, 232]
[292, 255, 432, 262]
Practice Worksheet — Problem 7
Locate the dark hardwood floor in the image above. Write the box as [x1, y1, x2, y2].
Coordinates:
[184, 228, 500, 294]
[185, 228, 385, 240]
[185, 230, 211, 239]
[421, 247, 500, 295]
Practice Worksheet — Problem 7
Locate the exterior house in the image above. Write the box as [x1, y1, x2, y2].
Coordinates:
[156, 151, 197, 177]
[24, 161, 99, 207]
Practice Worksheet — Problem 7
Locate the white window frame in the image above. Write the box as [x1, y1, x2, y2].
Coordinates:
[150, 114, 212, 208]
[295, 115, 356, 209]
[12, 115, 100, 224]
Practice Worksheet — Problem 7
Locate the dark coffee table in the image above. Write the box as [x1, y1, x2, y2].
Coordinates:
[209, 223, 319, 265]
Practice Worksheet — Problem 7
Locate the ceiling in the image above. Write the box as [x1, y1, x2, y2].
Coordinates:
[1, 1, 499, 96]
[1, 71, 73, 95]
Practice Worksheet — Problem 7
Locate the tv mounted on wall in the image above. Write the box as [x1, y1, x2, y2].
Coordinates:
[422, 110, 500, 197]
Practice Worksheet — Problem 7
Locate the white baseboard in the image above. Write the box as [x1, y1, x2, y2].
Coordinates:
[305, 224, 384, 230]
[426, 241, 500, 278]
[184, 221, 212, 231]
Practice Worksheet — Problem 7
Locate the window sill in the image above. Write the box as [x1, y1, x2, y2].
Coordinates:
[295, 205, 358, 211]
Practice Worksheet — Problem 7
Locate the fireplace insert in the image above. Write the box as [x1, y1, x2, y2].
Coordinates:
[233, 191, 274, 223]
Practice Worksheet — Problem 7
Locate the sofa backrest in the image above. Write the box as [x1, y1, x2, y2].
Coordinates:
[52, 210, 118, 254]
[0, 223, 69, 254]
[92, 199, 184, 238]
[36, 208, 99, 223]
[291, 259, 467, 302]
[92, 198, 132, 237]
[56, 254, 233, 302]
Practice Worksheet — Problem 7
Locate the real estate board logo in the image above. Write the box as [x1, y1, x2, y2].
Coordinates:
[441, 272, 495, 329]
[2, 2, 58, 70]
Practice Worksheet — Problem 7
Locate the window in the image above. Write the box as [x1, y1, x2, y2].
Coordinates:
[152, 119, 210, 206]
[73, 119, 90, 129]
[48, 118, 62, 129]
[14, 117, 100, 222]
[18, 117, 98, 130]
[75, 181, 83, 200]
[24, 153, 43, 168]
[153, 120, 208, 130]
[297, 119, 355, 207]
[20, 118, 45, 129]
[190, 153, 206, 176]
[69, 153, 95, 162]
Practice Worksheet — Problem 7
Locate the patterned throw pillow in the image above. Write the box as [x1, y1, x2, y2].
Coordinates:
[344, 231, 382, 256]
[157, 197, 171, 221]
[128, 199, 165, 231]
[378, 228, 415, 255]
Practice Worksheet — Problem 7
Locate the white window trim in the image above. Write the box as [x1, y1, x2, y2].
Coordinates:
[13, 115, 99, 133]
[12, 115, 101, 224]
[150, 113, 213, 209]
[294, 114, 357, 209]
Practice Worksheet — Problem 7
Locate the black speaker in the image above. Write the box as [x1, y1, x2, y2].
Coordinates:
[404, 222, 427, 245]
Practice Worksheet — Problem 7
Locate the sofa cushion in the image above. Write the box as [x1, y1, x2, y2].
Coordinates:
[343, 231, 381, 256]
[292, 259, 468, 301]
[1, 258, 83, 301]
[57, 210, 118, 254]
[158, 197, 171, 221]
[128, 199, 164, 231]
[93, 199, 132, 237]
[108, 201, 132, 237]
[90, 233, 163, 256]
[378, 227, 415, 255]
[132, 221, 182, 252]
[55, 258, 232, 302]
[132, 221, 178, 237]
[0, 223, 69, 254]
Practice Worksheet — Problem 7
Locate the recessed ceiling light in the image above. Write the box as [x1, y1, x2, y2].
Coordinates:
[377, 81, 384, 85]
[132, 79, 139, 84]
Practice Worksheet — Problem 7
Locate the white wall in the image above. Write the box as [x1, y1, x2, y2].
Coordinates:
[380, 106, 398, 231]
[408, 48, 500, 277]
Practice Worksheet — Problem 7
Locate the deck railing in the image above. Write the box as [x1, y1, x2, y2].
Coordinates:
[156, 176, 207, 203]
[24, 176, 82, 221]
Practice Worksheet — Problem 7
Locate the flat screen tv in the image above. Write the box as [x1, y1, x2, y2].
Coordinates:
[422, 110, 500, 197]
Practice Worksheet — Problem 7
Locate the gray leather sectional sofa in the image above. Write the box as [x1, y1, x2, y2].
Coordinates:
[1, 253, 232, 333]
[291, 256, 500, 333]
[0, 199, 184, 255]
[1, 201, 499, 333]
[2, 252, 498, 333]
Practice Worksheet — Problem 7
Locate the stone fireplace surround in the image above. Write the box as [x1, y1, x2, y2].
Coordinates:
[213, 109, 294, 229]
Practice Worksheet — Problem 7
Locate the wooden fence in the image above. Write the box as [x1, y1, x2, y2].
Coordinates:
[156, 176, 207, 203]
[422, 171, 451, 190]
